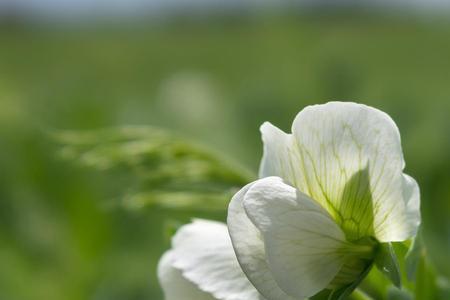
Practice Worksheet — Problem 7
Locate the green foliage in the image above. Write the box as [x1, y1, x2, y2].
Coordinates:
[52, 126, 254, 211]
[355, 234, 450, 300]
[405, 234, 423, 282]
[403, 233, 448, 300]
[387, 287, 413, 300]
[1, 13, 450, 300]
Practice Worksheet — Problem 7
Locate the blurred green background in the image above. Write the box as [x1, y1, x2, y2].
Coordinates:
[1, 3, 450, 299]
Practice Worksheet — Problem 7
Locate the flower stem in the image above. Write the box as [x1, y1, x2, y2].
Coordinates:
[352, 288, 373, 300]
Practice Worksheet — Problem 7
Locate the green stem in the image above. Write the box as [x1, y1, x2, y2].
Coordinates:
[351, 288, 373, 300]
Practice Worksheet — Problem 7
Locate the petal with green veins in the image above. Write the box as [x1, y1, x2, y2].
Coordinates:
[260, 102, 420, 242]
[227, 182, 297, 300]
[242, 176, 367, 299]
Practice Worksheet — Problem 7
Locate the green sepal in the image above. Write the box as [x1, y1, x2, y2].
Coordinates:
[311, 263, 373, 300]
[331, 263, 373, 300]
[375, 242, 402, 288]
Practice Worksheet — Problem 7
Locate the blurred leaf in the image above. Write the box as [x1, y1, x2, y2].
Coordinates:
[403, 234, 449, 299]
[51, 126, 255, 211]
[415, 253, 438, 299]
[123, 190, 236, 211]
[375, 243, 402, 288]
[386, 287, 412, 300]
[437, 277, 450, 299]
[405, 233, 423, 282]
[396, 234, 450, 299]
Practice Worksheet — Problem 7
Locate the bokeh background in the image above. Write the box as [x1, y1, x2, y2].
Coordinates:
[1, 1, 450, 299]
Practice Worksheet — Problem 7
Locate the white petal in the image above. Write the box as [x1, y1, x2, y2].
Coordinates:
[402, 174, 421, 237]
[158, 250, 216, 300]
[171, 219, 265, 300]
[289, 102, 419, 241]
[259, 122, 295, 181]
[227, 182, 297, 300]
[243, 176, 349, 299]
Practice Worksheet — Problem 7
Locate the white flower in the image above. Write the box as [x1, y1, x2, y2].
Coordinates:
[228, 102, 421, 299]
[158, 219, 265, 300]
[158, 102, 421, 300]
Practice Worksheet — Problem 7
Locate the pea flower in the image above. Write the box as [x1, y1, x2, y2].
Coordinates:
[158, 219, 265, 300]
[158, 102, 421, 299]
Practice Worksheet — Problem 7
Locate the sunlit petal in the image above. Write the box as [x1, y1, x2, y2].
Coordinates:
[227, 182, 297, 300]
[158, 250, 216, 300]
[243, 176, 350, 298]
[402, 174, 421, 238]
[171, 220, 265, 300]
[259, 122, 298, 184]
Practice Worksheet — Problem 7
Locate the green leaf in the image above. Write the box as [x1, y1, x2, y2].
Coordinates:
[414, 249, 438, 299]
[437, 277, 450, 299]
[375, 243, 402, 288]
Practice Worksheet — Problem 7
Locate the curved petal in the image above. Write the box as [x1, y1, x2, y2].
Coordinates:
[171, 219, 265, 300]
[227, 182, 297, 300]
[259, 101, 418, 242]
[243, 176, 349, 299]
[158, 250, 216, 300]
[402, 174, 421, 238]
[259, 122, 296, 182]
